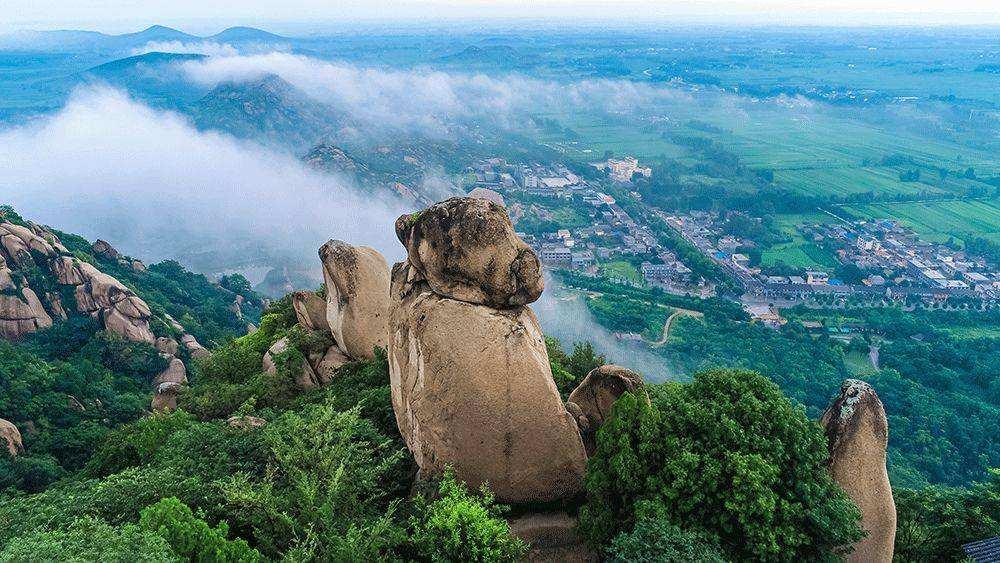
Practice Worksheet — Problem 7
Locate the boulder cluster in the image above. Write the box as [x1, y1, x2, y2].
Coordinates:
[821, 379, 896, 563]
[262, 240, 390, 389]
[0, 221, 153, 343]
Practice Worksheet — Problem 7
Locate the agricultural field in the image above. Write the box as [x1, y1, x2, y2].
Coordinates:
[760, 212, 842, 269]
[842, 199, 1000, 243]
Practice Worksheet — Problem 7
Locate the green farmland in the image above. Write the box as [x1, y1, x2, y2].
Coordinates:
[842, 199, 1000, 243]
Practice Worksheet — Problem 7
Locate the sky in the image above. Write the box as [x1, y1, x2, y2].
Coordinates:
[3, 0, 1000, 33]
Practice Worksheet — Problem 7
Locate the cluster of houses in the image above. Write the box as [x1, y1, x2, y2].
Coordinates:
[466, 157, 705, 294]
[664, 210, 999, 306]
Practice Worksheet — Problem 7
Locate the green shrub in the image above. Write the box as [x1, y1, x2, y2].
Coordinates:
[894, 469, 1000, 562]
[408, 470, 528, 562]
[579, 369, 863, 561]
[217, 401, 409, 559]
[140, 498, 261, 563]
[0, 467, 215, 548]
[85, 410, 195, 477]
[606, 513, 726, 562]
[0, 517, 177, 563]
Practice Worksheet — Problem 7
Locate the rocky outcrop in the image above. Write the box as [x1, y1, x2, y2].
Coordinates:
[389, 198, 586, 504]
[91, 239, 121, 261]
[0, 289, 54, 340]
[0, 418, 24, 457]
[318, 240, 390, 360]
[263, 336, 349, 389]
[567, 365, 648, 455]
[227, 415, 267, 430]
[155, 336, 179, 356]
[821, 379, 896, 563]
[394, 198, 543, 308]
[153, 358, 188, 387]
[0, 221, 155, 343]
[151, 382, 182, 412]
[291, 290, 329, 332]
[180, 333, 210, 359]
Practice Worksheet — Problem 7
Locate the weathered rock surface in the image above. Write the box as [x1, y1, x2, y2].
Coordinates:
[394, 198, 543, 308]
[0, 418, 24, 457]
[318, 239, 390, 359]
[151, 382, 182, 412]
[0, 221, 156, 343]
[821, 379, 896, 563]
[509, 512, 597, 563]
[467, 187, 506, 207]
[181, 333, 210, 359]
[263, 336, 349, 389]
[153, 358, 188, 387]
[155, 337, 180, 356]
[0, 288, 53, 340]
[567, 365, 648, 455]
[91, 239, 121, 261]
[291, 290, 329, 332]
[388, 276, 587, 504]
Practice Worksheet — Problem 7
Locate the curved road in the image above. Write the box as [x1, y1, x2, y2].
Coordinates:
[647, 308, 703, 348]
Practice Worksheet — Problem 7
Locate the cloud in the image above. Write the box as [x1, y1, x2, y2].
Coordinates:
[175, 52, 695, 137]
[131, 40, 240, 57]
[533, 278, 678, 383]
[0, 85, 408, 272]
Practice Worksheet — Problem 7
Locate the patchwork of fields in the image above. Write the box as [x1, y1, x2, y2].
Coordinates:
[842, 199, 1000, 243]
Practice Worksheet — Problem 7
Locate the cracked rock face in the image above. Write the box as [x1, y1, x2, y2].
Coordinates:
[567, 365, 648, 455]
[388, 273, 586, 504]
[821, 379, 896, 563]
[1, 418, 24, 457]
[318, 239, 390, 360]
[394, 197, 543, 308]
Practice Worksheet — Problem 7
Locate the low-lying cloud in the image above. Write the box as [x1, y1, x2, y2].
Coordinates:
[0, 86, 407, 272]
[533, 281, 678, 383]
[176, 52, 695, 137]
[132, 40, 240, 57]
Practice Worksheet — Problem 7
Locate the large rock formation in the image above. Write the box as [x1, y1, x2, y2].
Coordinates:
[0, 418, 24, 457]
[821, 379, 896, 563]
[318, 239, 390, 360]
[0, 221, 154, 342]
[567, 364, 648, 455]
[394, 198, 543, 308]
[389, 198, 587, 504]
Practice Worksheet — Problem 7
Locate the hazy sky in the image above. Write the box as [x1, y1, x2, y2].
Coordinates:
[4, 0, 1000, 33]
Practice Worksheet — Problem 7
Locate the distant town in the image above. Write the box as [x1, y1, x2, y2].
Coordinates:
[463, 155, 999, 324]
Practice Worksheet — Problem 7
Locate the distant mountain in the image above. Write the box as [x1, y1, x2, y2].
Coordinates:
[209, 26, 287, 43]
[437, 45, 524, 68]
[190, 73, 338, 151]
[114, 24, 197, 44]
[68, 52, 209, 109]
[81, 51, 205, 77]
[0, 24, 285, 54]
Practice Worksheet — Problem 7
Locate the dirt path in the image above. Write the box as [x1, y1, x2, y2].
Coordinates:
[647, 308, 703, 348]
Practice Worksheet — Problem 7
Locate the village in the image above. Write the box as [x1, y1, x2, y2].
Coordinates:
[463, 156, 1000, 325]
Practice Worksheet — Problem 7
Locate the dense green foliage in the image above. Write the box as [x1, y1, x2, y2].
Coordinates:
[893, 470, 1000, 562]
[606, 515, 726, 563]
[580, 369, 863, 561]
[139, 498, 262, 562]
[408, 470, 529, 562]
